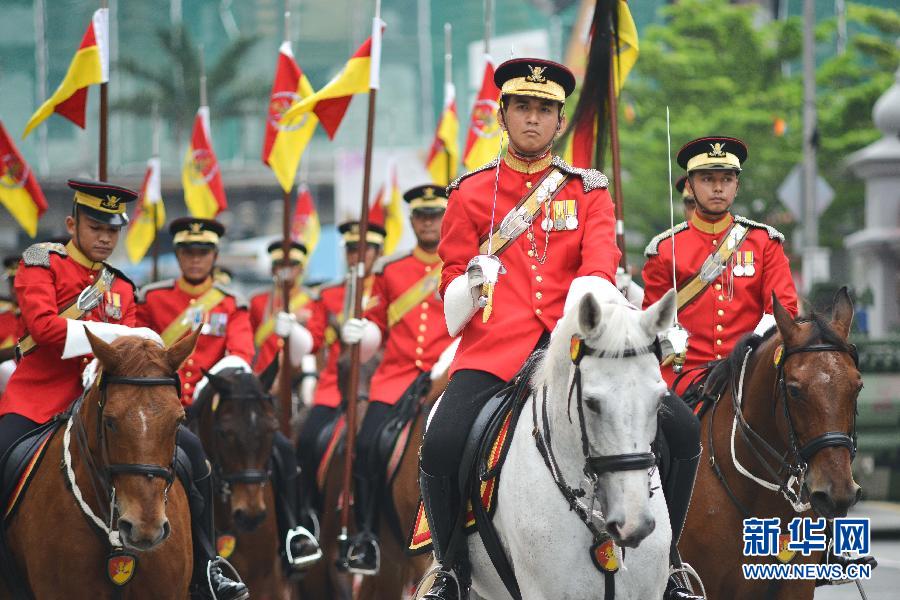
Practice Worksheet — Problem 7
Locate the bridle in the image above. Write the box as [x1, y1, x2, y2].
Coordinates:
[711, 338, 859, 515]
[206, 388, 274, 501]
[65, 370, 181, 548]
[532, 334, 662, 544]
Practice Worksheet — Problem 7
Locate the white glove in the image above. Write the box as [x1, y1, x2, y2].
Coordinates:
[754, 313, 776, 336]
[192, 355, 252, 402]
[341, 318, 369, 344]
[275, 311, 295, 337]
[339, 318, 381, 362]
[285, 323, 313, 368]
[81, 358, 100, 389]
[62, 320, 164, 359]
[564, 276, 624, 313]
[0, 359, 16, 395]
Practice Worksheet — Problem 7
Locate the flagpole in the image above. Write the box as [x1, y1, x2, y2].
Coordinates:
[278, 6, 295, 439]
[151, 102, 161, 281]
[338, 0, 381, 563]
[607, 20, 627, 271]
[99, 0, 109, 180]
[443, 22, 452, 185]
[484, 0, 493, 55]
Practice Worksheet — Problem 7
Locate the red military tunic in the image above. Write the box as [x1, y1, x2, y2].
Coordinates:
[0, 299, 23, 349]
[136, 277, 254, 406]
[439, 154, 620, 381]
[305, 277, 375, 408]
[249, 286, 315, 374]
[364, 247, 454, 404]
[0, 242, 136, 423]
[642, 212, 799, 393]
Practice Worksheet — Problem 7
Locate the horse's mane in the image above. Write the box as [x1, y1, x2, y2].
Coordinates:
[696, 311, 850, 401]
[107, 336, 171, 377]
[532, 292, 655, 391]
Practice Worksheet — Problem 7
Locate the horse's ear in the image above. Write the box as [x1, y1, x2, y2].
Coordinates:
[830, 286, 854, 340]
[772, 292, 798, 344]
[641, 289, 677, 335]
[85, 327, 120, 372]
[204, 370, 231, 394]
[166, 328, 201, 373]
[578, 293, 603, 335]
[259, 356, 279, 393]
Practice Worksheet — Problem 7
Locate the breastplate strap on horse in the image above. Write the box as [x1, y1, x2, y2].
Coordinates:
[478, 167, 572, 257]
[16, 267, 116, 358]
[675, 223, 751, 311]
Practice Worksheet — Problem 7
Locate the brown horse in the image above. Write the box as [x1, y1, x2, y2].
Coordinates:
[2, 331, 197, 599]
[192, 365, 294, 600]
[358, 368, 449, 600]
[680, 289, 862, 599]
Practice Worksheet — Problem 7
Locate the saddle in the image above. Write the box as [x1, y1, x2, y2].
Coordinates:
[1, 419, 61, 523]
[407, 359, 534, 557]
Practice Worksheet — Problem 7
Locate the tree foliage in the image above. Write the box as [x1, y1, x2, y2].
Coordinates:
[618, 0, 898, 254]
[111, 26, 268, 146]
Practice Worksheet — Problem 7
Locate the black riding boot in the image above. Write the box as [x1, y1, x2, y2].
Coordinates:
[419, 467, 469, 600]
[663, 453, 703, 600]
[272, 434, 322, 576]
[342, 474, 381, 575]
[189, 464, 249, 600]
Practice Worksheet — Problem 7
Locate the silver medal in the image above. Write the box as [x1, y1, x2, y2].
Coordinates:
[542, 217, 553, 232]
[744, 264, 755, 277]
[733, 264, 745, 277]
[565, 215, 578, 230]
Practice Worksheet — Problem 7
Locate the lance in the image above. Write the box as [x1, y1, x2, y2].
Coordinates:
[277, 5, 295, 438]
[98, 0, 109, 180]
[606, 3, 626, 270]
[338, 0, 384, 562]
[151, 101, 161, 282]
[443, 22, 452, 185]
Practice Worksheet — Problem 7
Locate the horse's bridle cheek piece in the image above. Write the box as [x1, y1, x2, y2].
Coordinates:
[207, 393, 274, 502]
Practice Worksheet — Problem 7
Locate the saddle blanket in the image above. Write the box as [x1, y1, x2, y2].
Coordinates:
[407, 408, 514, 555]
[3, 426, 57, 521]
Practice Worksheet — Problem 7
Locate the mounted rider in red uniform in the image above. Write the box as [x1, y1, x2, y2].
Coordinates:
[0, 181, 248, 600]
[338, 185, 455, 574]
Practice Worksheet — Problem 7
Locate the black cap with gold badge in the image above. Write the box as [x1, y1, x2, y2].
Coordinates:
[338, 221, 387, 247]
[267, 240, 308, 265]
[677, 136, 748, 173]
[3, 256, 19, 279]
[403, 185, 448, 215]
[675, 175, 692, 199]
[169, 217, 225, 248]
[68, 178, 138, 227]
[494, 58, 577, 104]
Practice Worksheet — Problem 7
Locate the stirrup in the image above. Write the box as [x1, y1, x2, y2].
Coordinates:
[413, 564, 463, 600]
[285, 525, 323, 569]
[346, 532, 381, 576]
[206, 557, 248, 600]
[668, 562, 706, 600]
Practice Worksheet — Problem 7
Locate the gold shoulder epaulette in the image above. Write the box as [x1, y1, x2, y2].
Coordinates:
[733, 215, 785, 242]
[550, 156, 609, 192]
[137, 279, 175, 304]
[447, 158, 500, 192]
[644, 222, 689, 257]
[373, 249, 413, 275]
[213, 282, 248, 309]
[22, 242, 67, 268]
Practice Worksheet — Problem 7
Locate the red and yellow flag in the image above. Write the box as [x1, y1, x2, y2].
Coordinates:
[23, 9, 109, 138]
[280, 18, 384, 138]
[426, 82, 460, 186]
[182, 107, 226, 218]
[291, 185, 320, 256]
[463, 57, 502, 171]
[370, 160, 404, 254]
[125, 157, 166, 264]
[0, 121, 47, 237]
[262, 41, 319, 193]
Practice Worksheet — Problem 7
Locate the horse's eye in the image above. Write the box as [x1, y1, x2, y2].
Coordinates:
[104, 417, 117, 432]
[786, 382, 802, 399]
[585, 397, 601, 413]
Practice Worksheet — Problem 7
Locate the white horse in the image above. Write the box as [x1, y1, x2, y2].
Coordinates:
[469, 285, 678, 600]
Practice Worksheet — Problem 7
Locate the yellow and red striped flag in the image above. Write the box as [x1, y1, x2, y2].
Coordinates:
[426, 82, 460, 186]
[280, 18, 385, 138]
[23, 8, 109, 138]
[0, 121, 47, 237]
[291, 185, 321, 256]
[463, 57, 502, 171]
[125, 157, 165, 264]
[368, 160, 403, 253]
[263, 41, 319, 193]
[182, 107, 226, 218]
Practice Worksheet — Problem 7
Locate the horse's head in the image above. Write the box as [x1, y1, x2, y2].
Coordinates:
[85, 329, 198, 552]
[535, 286, 676, 548]
[770, 287, 861, 518]
[197, 366, 279, 532]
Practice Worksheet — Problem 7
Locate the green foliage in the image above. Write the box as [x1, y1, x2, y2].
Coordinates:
[111, 26, 268, 145]
[617, 0, 897, 253]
